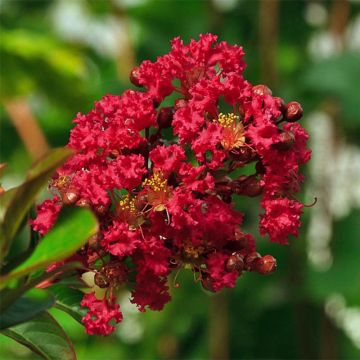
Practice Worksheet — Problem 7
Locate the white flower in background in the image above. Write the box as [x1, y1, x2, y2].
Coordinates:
[306, 112, 360, 271]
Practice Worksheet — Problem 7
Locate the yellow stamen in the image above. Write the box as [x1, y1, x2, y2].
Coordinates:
[216, 112, 239, 128]
[183, 243, 205, 260]
[143, 171, 168, 192]
[118, 194, 136, 213]
[215, 112, 245, 150]
[53, 175, 70, 189]
[142, 171, 170, 211]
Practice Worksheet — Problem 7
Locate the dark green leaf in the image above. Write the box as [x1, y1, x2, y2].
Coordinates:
[0, 288, 55, 330]
[50, 285, 86, 324]
[1, 311, 76, 360]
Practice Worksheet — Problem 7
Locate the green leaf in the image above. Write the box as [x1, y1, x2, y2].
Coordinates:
[1, 206, 97, 284]
[50, 285, 86, 324]
[0, 30, 86, 78]
[0, 29, 87, 100]
[26, 148, 72, 180]
[0, 288, 55, 330]
[0, 148, 73, 263]
[1, 311, 76, 360]
[0, 188, 17, 225]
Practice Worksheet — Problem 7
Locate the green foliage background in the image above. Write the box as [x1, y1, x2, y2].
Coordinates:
[1, 0, 359, 359]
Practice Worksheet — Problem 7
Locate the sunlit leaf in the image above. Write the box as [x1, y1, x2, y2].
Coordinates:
[0, 148, 72, 263]
[1, 206, 97, 284]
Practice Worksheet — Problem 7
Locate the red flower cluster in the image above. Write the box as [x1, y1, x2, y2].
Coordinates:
[31, 34, 311, 335]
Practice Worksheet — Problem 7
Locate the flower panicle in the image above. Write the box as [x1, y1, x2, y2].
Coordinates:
[31, 33, 311, 336]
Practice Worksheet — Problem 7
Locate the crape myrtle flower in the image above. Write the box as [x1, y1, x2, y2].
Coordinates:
[31, 34, 311, 335]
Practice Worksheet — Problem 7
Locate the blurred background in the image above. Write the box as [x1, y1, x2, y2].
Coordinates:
[1, 0, 360, 359]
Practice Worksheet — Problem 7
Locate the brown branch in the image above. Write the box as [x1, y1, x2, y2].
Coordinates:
[4, 98, 49, 161]
[329, 0, 350, 50]
[209, 291, 229, 360]
[259, 0, 280, 89]
[111, 1, 136, 82]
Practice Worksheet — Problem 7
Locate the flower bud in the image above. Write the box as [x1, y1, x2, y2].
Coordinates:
[230, 147, 257, 162]
[76, 198, 91, 208]
[157, 107, 174, 128]
[255, 255, 277, 274]
[285, 101, 303, 122]
[245, 252, 261, 271]
[201, 274, 216, 292]
[226, 253, 244, 272]
[233, 175, 263, 197]
[273, 96, 285, 112]
[94, 272, 109, 288]
[61, 187, 79, 205]
[129, 66, 142, 87]
[169, 258, 180, 269]
[96, 205, 107, 215]
[244, 177, 263, 197]
[273, 131, 295, 151]
[252, 84, 272, 96]
[109, 149, 120, 159]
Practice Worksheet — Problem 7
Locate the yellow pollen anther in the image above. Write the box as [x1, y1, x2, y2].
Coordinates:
[216, 113, 239, 128]
[214, 112, 245, 150]
[184, 243, 205, 260]
[143, 171, 168, 192]
[118, 195, 136, 213]
[53, 175, 70, 188]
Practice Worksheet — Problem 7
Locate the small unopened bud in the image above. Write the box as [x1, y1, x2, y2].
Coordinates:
[273, 96, 285, 112]
[201, 275, 216, 292]
[252, 84, 272, 96]
[109, 149, 120, 159]
[255, 255, 277, 275]
[61, 187, 79, 205]
[273, 131, 295, 151]
[76, 198, 91, 208]
[174, 98, 187, 110]
[96, 205, 107, 215]
[230, 147, 257, 162]
[285, 101, 303, 122]
[244, 176, 263, 197]
[226, 253, 244, 272]
[233, 175, 263, 197]
[157, 107, 174, 128]
[94, 272, 109, 288]
[130, 66, 142, 87]
[245, 252, 261, 271]
[169, 258, 179, 269]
